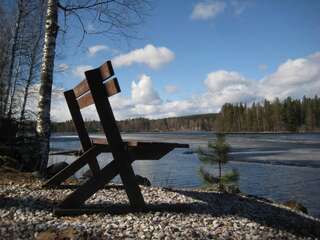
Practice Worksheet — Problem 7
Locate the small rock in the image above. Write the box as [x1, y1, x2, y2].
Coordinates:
[135, 175, 151, 186]
[284, 200, 308, 214]
[46, 162, 69, 178]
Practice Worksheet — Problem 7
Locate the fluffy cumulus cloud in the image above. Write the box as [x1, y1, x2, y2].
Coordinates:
[205, 70, 249, 93]
[204, 70, 258, 106]
[72, 65, 93, 78]
[191, 1, 226, 20]
[87, 45, 108, 57]
[260, 52, 320, 100]
[203, 52, 320, 105]
[131, 74, 162, 105]
[49, 52, 320, 121]
[112, 44, 175, 69]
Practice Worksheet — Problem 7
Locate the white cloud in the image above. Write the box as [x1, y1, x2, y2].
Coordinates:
[87, 45, 108, 57]
[203, 52, 320, 104]
[56, 63, 69, 72]
[112, 44, 175, 69]
[49, 52, 320, 121]
[260, 52, 320, 100]
[204, 70, 250, 93]
[203, 70, 258, 108]
[131, 74, 162, 105]
[50, 87, 71, 122]
[72, 65, 93, 78]
[191, 1, 226, 20]
[165, 84, 178, 94]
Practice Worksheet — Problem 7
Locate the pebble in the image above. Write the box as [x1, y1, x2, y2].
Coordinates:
[0, 181, 319, 239]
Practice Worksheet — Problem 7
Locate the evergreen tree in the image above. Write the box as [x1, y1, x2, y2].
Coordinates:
[198, 133, 239, 191]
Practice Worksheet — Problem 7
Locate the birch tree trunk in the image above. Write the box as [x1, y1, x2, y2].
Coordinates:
[4, 1, 23, 116]
[36, 0, 58, 174]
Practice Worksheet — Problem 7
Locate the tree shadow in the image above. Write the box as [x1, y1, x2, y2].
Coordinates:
[1, 188, 319, 238]
[165, 188, 320, 238]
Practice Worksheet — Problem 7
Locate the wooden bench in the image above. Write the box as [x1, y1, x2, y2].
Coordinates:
[44, 60, 189, 215]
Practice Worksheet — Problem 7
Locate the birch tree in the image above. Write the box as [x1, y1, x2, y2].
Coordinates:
[20, 1, 45, 122]
[36, 0, 59, 173]
[3, 0, 25, 116]
[36, 0, 150, 175]
[0, 6, 13, 117]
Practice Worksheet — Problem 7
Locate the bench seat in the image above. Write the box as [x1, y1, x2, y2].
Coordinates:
[91, 137, 189, 160]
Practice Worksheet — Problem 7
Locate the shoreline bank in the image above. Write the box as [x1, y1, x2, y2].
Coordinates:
[0, 169, 319, 239]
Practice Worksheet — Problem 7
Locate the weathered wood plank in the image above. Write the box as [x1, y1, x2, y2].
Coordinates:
[98, 60, 114, 81]
[58, 159, 121, 209]
[73, 61, 114, 98]
[91, 138, 189, 159]
[73, 79, 90, 98]
[64, 90, 100, 176]
[43, 146, 99, 187]
[85, 67, 145, 209]
[77, 78, 121, 109]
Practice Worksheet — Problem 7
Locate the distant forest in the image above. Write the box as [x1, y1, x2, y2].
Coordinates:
[52, 113, 218, 133]
[51, 96, 320, 133]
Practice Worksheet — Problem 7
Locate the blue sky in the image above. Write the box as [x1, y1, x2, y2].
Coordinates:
[51, 0, 320, 121]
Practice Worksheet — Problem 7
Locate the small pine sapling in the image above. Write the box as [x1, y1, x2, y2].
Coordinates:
[198, 133, 239, 192]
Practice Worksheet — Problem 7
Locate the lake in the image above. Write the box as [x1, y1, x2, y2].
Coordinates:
[50, 132, 320, 218]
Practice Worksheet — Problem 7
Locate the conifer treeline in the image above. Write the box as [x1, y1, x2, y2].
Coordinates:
[51, 113, 217, 133]
[51, 96, 320, 133]
[215, 96, 320, 132]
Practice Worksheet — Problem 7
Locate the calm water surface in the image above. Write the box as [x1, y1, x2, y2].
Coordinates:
[50, 132, 320, 218]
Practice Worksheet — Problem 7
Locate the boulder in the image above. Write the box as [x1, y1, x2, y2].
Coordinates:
[47, 162, 69, 178]
[135, 175, 151, 186]
[284, 200, 308, 214]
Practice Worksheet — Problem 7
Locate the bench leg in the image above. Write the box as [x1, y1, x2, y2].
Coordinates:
[58, 159, 120, 209]
[88, 157, 100, 176]
[57, 157, 145, 210]
[117, 153, 146, 209]
[43, 146, 98, 187]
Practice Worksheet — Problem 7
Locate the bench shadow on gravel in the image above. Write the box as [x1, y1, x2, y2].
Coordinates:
[1, 188, 319, 238]
[165, 188, 320, 238]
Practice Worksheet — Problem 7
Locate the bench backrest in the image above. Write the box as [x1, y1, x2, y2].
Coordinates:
[64, 60, 121, 151]
[73, 61, 120, 109]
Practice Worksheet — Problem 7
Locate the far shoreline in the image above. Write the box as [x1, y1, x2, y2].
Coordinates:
[51, 130, 320, 135]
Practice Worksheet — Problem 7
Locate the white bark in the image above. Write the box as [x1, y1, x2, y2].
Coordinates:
[36, 0, 59, 174]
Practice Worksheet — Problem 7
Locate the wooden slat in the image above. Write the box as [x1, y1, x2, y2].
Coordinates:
[91, 138, 139, 147]
[73, 79, 90, 98]
[58, 159, 122, 209]
[73, 61, 114, 98]
[77, 78, 121, 109]
[43, 146, 99, 187]
[91, 138, 189, 160]
[64, 90, 100, 176]
[98, 60, 114, 81]
[105, 77, 121, 96]
[77, 92, 93, 109]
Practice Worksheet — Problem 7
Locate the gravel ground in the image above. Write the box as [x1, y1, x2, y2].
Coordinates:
[0, 171, 319, 240]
